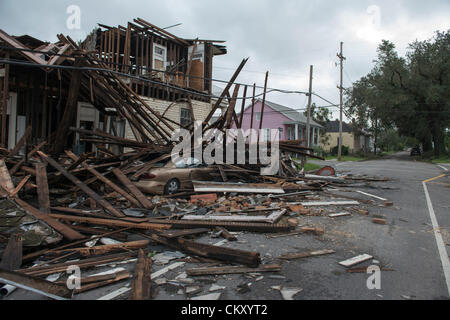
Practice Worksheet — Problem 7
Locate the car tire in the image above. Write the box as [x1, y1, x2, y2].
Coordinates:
[164, 179, 180, 195]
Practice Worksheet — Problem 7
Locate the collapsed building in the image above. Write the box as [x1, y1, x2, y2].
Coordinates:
[0, 18, 227, 155]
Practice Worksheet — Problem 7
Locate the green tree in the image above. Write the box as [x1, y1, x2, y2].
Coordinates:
[345, 31, 450, 156]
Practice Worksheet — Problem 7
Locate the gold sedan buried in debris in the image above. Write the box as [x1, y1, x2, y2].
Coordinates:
[133, 158, 217, 195]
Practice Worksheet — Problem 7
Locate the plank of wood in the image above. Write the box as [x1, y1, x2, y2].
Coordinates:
[19, 251, 138, 277]
[182, 209, 287, 224]
[14, 198, 85, 241]
[8, 175, 31, 198]
[48, 213, 170, 231]
[186, 264, 281, 276]
[112, 168, 152, 209]
[74, 270, 130, 294]
[278, 249, 335, 260]
[215, 227, 237, 241]
[159, 228, 210, 239]
[0, 233, 22, 270]
[147, 233, 261, 267]
[37, 151, 124, 217]
[34, 163, 50, 214]
[53, 240, 150, 257]
[339, 254, 373, 268]
[129, 249, 152, 300]
[0, 268, 71, 300]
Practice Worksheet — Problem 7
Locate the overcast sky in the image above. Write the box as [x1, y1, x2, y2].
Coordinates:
[1, 0, 449, 120]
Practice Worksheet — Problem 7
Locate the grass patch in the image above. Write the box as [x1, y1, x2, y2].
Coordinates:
[304, 163, 322, 171]
[431, 157, 450, 164]
[324, 155, 368, 162]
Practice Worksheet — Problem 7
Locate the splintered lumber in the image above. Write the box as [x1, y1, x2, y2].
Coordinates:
[182, 209, 287, 224]
[48, 213, 170, 231]
[0, 159, 14, 195]
[146, 233, 261, 267]
[0, 234, 22, 270]
[15, 198, 85, 241]
[8, 175, 30, 198]
[0, 268, 71, 300]
[147, 219, 294, 233]
[22, 227, 132, 262]
[19, 251, 138, 277]
[215, 227, 237, 241]
[53, 240, 150, 257]
[65, 151, 141, 207]
[193, 181, 285, 194]
[52, 57, 83, 154]
[112, 168, 153, 209]
[74, 270, 131, 294]
[129, 249, 152, 300]
[186, 264, 281, 276]
[159, 228, 210, 239]
[37, 151, 124, 217]
[339, 254, 373, 268]
[34, 163, 50, 213]
[278, 249, 335, 260]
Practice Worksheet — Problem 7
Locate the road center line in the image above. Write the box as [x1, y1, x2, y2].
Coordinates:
[422, 181, 450, 297]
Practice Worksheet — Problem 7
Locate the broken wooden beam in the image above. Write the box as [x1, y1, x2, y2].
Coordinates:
[0, 268, 71, 300]
[215, 227, 237, 241]
[15, 198, 85, 241]
[112, 168, 153, 209]
[146, 233, 261, 267]
[278, 249, 335, 260]
[129, 249, 152, 300]
[65, 151, 141, 208]
[186, 264, 281, 276]
[18, 251, 138, 277]
[37, 151, 124, 217]
[48, 213, 170, 232]
[8, 175, 30, 198]
[52, 240, 150, 257]
[74, 270, 131, 294]
[34, 163, 50, 214]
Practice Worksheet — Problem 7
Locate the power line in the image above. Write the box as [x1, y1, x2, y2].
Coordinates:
[0, 45, 309, 95]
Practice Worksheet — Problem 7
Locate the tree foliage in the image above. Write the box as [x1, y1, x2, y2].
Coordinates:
[345, 31, 450, 156]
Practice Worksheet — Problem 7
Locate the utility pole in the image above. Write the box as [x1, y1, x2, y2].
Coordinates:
[337, 42, 346, 161]
[306, 65, 313, 148]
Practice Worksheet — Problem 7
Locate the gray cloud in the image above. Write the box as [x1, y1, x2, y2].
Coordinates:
[1, 0, 449, 119]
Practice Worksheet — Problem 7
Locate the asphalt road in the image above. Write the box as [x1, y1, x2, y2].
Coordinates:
[3, 152, 449, 300]
[154, 152, 450, 300]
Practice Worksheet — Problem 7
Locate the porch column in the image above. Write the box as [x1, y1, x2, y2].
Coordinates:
[294, 123, 299, 140]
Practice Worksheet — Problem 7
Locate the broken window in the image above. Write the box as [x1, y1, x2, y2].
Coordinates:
[153, 44, 167, 71]
[180, 108, 192, 127]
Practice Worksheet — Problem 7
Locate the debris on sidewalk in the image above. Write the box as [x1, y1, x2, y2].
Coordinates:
[338, 254, 373, 268]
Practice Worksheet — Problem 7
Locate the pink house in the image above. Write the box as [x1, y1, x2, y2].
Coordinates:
[234, 99, 322, 146]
